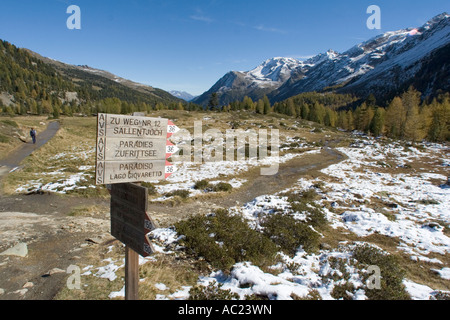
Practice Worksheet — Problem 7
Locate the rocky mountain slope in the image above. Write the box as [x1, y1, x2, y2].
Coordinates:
[193, 12, 450, 107]
[169, 91, 197, 101]
[272, 12, 450, 103]
[192, 57, 303, 106]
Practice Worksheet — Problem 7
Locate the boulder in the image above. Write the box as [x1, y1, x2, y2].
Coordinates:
[0, 243, 28, 257]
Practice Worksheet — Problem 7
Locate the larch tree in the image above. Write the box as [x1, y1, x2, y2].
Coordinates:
[370, 107, 385, 137]
[385, 97, 406, 139]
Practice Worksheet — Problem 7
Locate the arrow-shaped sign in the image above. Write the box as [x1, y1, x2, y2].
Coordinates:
[166, 141, 179, 159]
[167, 120, 180, 139]
[164, 160, 177, 179]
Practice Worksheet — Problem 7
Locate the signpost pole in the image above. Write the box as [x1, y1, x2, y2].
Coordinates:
[96, 113, 180, 301]
[125, 245, 139, 300]
[125, 181, 141, 301]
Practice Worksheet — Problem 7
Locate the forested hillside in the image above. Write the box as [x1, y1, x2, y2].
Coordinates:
[0, 39, 194, 116]
[214, 89, 449, 142]
[275, 89, 450, 142]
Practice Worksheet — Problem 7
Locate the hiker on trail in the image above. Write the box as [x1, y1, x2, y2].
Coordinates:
[30, 128, 36, 144]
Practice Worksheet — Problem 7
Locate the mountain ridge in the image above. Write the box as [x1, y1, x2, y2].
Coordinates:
[0, 41, 183, 111]
[192, 12, 450, 107]
[169, 90, 197, 101]
[192, 57, 304, 106]
[30, 51, 183, 104]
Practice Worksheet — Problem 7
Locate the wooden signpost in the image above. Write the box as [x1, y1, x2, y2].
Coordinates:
[95, 113, 179, 300]
[96, 113, 178, 185]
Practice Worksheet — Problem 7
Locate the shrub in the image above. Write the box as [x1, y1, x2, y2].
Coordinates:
[283, 190, 328, 229]
[194, 180, 233, 193]
[290, 201, 327, 229]
[166, 189, 190, 199]
[0, 134, 9, 143]
[194, 180, 210, 190]
[261, 213, 320, 256]
[432, 291, 450, 300]
[331, 282, 356, 300]
[1, 119, 18, 127]
[284, 189, 318, 203]
[301, 189, 319, 201]
[175, 209, 278, 271]
[141, 182, 157, 195]
[352, 244, 410, 300]
[291, 289, 323, 300]
[212, 182, 233, 192]
[189, 281, 239, 300]
[416, 199, 440, 205]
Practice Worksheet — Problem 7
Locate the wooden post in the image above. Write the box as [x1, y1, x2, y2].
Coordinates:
[125, 246, 139, 300]
[125, 181, 141, 301]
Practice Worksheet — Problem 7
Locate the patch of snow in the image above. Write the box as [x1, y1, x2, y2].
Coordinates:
[432, 267, 450, 280]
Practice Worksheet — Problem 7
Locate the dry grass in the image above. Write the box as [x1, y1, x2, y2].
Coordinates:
[138, 255, 199, 300]
[398, 251, 450, 292]
[7, 112, 447, 299]
[55, 239, 199, 300]
[68, 204, 109, 217]
[321, 227, 450, 292]
[2, 111, 341, 197]
[2, 116, 105, 196]
[55, 238, 125, 300]
[317, 143, 450, 293]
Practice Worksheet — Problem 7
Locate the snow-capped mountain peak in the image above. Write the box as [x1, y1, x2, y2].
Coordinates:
[192, 12, 450, 106]
[423, 12, 450, 30]
[169, 90, 196, 101]
[272, 12, 450, 102]
[245, 57, 303, 84]
[303, 49, 340, 66]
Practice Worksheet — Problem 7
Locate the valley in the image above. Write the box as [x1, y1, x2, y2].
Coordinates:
[0, 111, 448, 300]
[0, 6, 448, 303]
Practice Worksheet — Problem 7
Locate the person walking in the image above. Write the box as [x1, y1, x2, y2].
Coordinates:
[30, 128, 37, 144]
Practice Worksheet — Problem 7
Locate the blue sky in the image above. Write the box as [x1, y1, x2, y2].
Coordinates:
[0, 0, 449, 96]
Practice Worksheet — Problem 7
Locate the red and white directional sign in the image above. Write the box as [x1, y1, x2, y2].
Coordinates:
[96, 113, 179, 185]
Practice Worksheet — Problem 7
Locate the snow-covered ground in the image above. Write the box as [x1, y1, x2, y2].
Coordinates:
[13, 132, 317, 198]
[151, 152, 312, 200]
[15, 165, 95, 194]
[320, 141, 450, 262]
[14, 143, 96, 194]
[81, 135, 449, 300]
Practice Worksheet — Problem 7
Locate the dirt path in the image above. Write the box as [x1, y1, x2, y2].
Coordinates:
[0, 121, 60, 170]
[0, 126, 346, 300]
[149, 145, 346, 227]
[0, 122, 110, 300]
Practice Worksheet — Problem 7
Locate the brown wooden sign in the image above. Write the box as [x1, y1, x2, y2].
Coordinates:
[98, 160, 168, 185]
[97, 113, 170, 139]
[97, 137, 169, 161]
[110, 183, 156, 257]
[96, 113, 178, 185]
